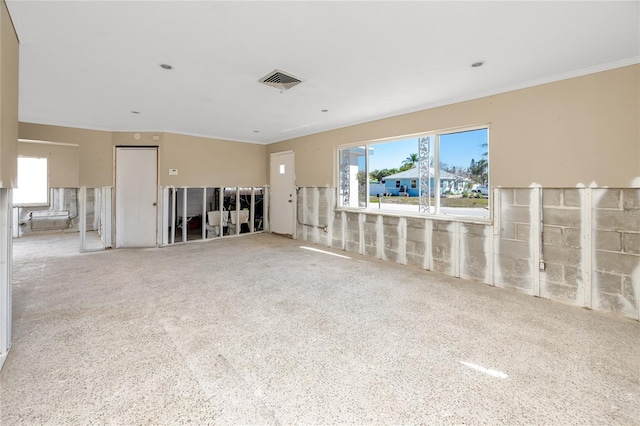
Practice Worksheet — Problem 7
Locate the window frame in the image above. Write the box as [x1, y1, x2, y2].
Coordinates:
[336, 124, 491, 222]
[13, 156, 49, 207]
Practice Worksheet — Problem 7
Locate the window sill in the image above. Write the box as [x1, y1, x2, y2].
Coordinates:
[13, 203, 50, 208]
[335, 207, 493, 225]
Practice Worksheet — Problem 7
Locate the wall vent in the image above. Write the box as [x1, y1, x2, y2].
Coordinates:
[258, 69, 303, 91]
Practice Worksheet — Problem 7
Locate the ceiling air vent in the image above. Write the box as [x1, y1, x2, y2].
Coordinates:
[258, 69, 303, 91]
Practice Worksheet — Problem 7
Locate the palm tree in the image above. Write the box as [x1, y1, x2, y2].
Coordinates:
[402, 153, 419, 169]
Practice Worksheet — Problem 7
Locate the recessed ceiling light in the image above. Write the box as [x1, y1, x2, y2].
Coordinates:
[131, 111, 140, 114]
[160, 64, 173, 70]
[321, 109, 329, 112]
[471, 61, 485, 68]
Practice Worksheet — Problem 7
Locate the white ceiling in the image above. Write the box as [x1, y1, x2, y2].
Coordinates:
[6, 1, 640, 145]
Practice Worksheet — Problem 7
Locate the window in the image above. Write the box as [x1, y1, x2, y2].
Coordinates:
[13, 157, 48, 205]
[337, 146, 368, 208]
[338, 126, 489, 218]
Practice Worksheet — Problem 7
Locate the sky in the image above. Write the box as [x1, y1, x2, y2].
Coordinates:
[369, 128, 488, 171]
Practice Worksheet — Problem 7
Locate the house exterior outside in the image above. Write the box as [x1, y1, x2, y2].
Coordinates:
[380, 168, 468, 197]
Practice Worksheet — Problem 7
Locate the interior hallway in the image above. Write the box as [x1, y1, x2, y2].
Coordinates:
[1, 233, 638, 425]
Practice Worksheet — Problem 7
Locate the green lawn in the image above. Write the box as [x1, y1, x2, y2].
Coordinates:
[369, 195, 488, 208]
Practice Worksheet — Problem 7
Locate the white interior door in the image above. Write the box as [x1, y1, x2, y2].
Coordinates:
[115, 147, 158, 248]
[270, 151, 295, 235]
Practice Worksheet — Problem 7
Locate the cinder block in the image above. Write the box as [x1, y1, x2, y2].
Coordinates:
[593, 189, 621, 209]
[383, 216, 401, 227]
[542, 282, 578, 302]
[542, 262, 564, 283]
[433, 221, 453, 232]
[432, 244, 450, 261]
[595, 292, 627, 314]
[622, 189, 640, 210]
[543, 226, 563, 245]
[405, 240, 417, 254]
[496, 255, 532, 284]
[346, 241, 359, 252]
[406, 218, 425, 230]
[431, 230, 451, 247]
[347, 230, 359, 244]
[383, 224, 398, 239]
[594, 251, 639, 276]
[594, 211, 640, 233]
[461, 262, 486, 282]
[516, 258, 531, 275]
[564, 265, 580, 285]
[543, 207, 581, 227]
[461, 223, 488, 238]
[543, 245, 581, 267]
[498, 272, 532, 290]
[501, 205, 531, 224]
[563, 189, 582, 208]
[500, 189, 515, 206]
[594, 230, 622, 252]
[384, 247, 398, 260]
[384, 238, 398, 249]
[623, 233, 640, 255]
[564, 228, 582, 248]
[363, 221, 376, 234]
[345, 212, 359, 223]
[543, 189, 562, 207]
[463, 236, 486, 254]
[516, 223, 531, 242]
[500, 222, 516, 240]
[406, 224, 425, 243]
[622, 276, 636, 304]
[363, 232, 376, 246]
[463, 243, 487, 264]
[514, 189, 532, 206]
[432, 259, 452, 274]
[364, 245, 377, 257]
[406, 254, 424, 268]
[347, 221, 360, 235]
[499, 239, 531, 259]
[365, 215, 377, 224]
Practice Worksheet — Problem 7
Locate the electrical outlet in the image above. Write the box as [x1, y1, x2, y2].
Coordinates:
[539, 260, 546, 271]
[169, 169, 178, 176]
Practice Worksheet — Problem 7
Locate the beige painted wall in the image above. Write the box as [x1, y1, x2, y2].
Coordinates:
[0, 0, 18, 188]
[17, 125, 267, 188]
[17, 65, 639, 189]
[18, 142, 79, 188]
[18, 123, 112, 188]
[161, 133, 266, 187]
[267, 65, 640, 188]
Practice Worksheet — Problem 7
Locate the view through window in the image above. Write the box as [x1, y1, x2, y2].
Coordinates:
[338, 127, 489, 218]
[13, 157, 48, 205]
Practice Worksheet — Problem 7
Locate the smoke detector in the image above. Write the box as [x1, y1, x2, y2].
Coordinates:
[258, 69, 303, 92]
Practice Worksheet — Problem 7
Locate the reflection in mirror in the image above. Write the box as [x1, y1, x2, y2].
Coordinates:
[205, 187, 224, 238]
[183, 188, 203, 241]
[254, 188, 265, 232]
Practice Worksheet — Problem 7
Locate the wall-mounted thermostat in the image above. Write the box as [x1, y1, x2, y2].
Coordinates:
[169, 169, 178, 176]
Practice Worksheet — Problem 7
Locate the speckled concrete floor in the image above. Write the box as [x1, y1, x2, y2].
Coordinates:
[1, 233, 639, 425]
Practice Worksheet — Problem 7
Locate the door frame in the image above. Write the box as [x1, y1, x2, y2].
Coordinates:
[114, 145, 159, 248]
[269, 150, 296, 238]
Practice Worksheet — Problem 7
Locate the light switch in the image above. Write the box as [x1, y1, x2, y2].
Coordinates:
[169, 169, 178, 175]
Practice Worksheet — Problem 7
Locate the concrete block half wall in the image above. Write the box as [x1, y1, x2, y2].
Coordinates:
[296, 187, 640, 320]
